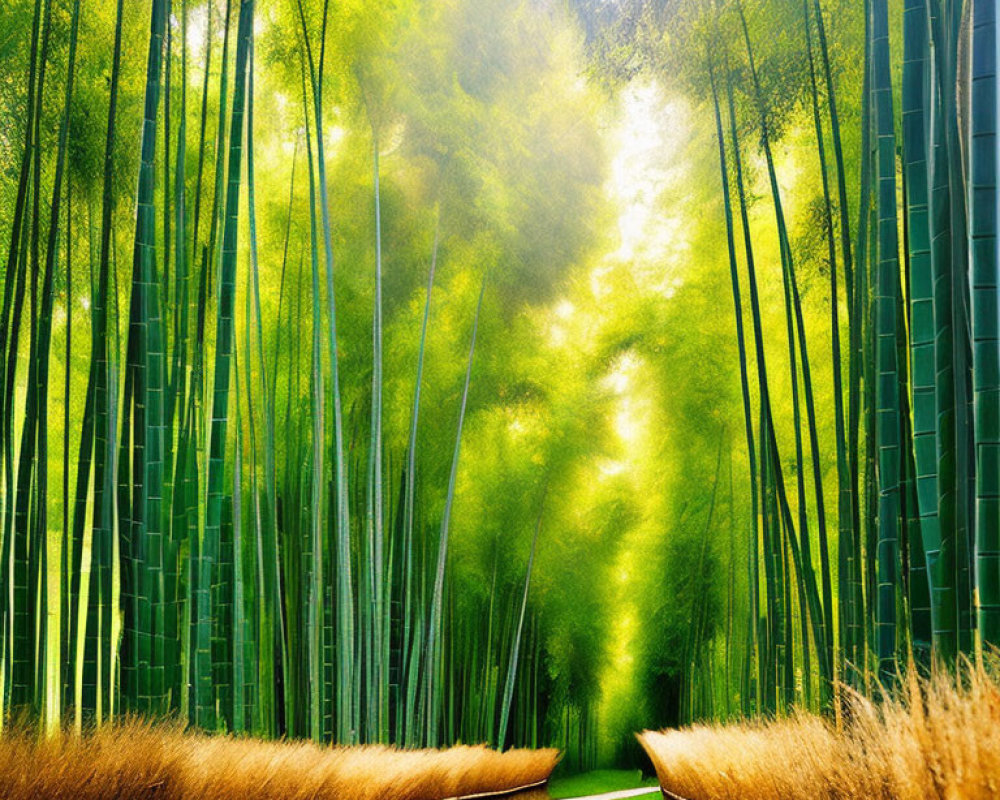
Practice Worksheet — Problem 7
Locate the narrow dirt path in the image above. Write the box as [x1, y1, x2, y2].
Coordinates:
[565, 788, 661, 800]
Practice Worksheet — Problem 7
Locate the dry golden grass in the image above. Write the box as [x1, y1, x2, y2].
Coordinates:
[0, 721, 558, 800]
[639, 665, 1000, 800]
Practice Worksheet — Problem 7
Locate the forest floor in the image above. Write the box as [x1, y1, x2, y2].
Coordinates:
[547, 769, 659, 798]
[550, 789, 659, 800]
[638, 667, 1000, 800]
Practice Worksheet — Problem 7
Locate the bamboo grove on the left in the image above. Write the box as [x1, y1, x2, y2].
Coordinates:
[0, 0, 549, 749]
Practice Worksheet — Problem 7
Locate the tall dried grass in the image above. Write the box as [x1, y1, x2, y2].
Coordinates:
[0, 722, 558, 799]
[639, 664, 1000, 800]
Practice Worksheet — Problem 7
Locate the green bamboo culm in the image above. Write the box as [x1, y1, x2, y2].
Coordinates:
[707, 43, 759, 716]
[498, 493, 544, 748]
[723, 44, 782, 712]
[365, 130, 387, 744]
[971, 0, 1000, 647]
[736, 0, 831, 701]
[871, 0, 902, 683]
[901, 0, 938, 665]
[299, 46, 325, 743]
[196, 0, 254, 729]
[400, 218, 439, 746]
[927, 0, 961, 662]
[0, 0, 44, 719]
[245, 36, 284, 737]
[10, 0, 56, 717]
[35, 0, 82, 729]
[119, 0, 167, 715]
[802, 0, 845, 697]
[295, 0, 355, 741]
[424, 273, 487, 747]
[934, 0, 976, 655]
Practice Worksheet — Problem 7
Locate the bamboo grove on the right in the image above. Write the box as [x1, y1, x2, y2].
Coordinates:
[698, 0, 1000, 718]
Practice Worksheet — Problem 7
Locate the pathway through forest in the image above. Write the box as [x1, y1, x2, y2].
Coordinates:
[566, 788, 661, 800]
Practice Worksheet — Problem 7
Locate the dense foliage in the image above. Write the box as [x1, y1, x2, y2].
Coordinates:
[0, 0, 996, 774]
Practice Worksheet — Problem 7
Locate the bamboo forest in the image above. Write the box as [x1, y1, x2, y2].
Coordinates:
[1, 0, 1000, 797]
